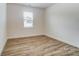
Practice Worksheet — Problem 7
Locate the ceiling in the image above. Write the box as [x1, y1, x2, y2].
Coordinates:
[19, 3, 55, 8]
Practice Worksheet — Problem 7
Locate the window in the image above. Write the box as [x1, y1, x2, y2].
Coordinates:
[24, 12, 33, 28]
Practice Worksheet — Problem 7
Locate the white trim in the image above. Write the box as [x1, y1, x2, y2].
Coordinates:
[7, 33, 79, 48]
[45, 34, 79, 48]
[7, 34, 44, 39]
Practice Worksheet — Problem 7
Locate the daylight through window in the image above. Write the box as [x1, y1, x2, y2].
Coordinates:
[24, 12, 33, 28]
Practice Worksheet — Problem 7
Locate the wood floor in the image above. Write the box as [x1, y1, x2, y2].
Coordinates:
[2, 35, 79, 56]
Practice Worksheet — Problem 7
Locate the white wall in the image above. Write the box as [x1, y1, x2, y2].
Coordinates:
[45, 3, 79, 48]
[0, 3, 7, 55]
[7, 4, 45, 38]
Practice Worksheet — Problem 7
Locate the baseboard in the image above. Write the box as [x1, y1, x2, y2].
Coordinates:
[7, 34, 45, 39]
[0, 38, 8, 56]
[45, 34, 79, 48]
[7, 34, 79, 48]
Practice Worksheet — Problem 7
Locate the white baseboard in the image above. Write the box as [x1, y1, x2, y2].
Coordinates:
[0, 38, 8, 56]
[7, 34, 44, 39]
[7, 33, 79, 48]
[45, 34, 79, 48]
